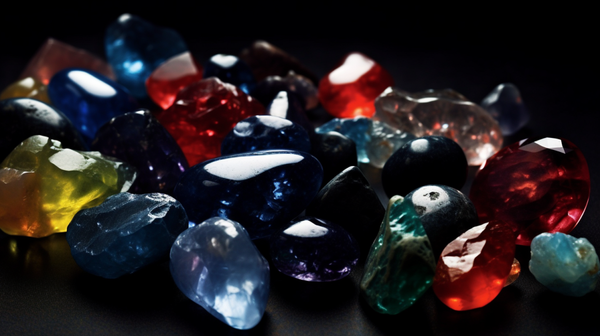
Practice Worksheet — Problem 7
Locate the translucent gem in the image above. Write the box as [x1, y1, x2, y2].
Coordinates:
[504, 258, 521, 287]
[203, 54, 256, 94]
[366, 121, 416, 168]
[0, 77, 51, 104]
[316, 116, 371, 164]
[481, 83, 530, 136]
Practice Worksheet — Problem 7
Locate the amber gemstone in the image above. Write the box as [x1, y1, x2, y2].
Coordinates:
[146, 52, 203, 110]
[503, 258, 521, 287]
[0, 77, 51, 104]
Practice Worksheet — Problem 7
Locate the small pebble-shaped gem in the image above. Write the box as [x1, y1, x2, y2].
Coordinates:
[145, 52, 203, 109]
[481, 83, 530, 135]
[316, 116, 372, 164]
[266, 91, 314, 134]
[203, 54, 256, 94]
[0, 77, 51, 104]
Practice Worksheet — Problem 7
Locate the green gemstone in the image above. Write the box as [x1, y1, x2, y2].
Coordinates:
[360, 195, 436, 314]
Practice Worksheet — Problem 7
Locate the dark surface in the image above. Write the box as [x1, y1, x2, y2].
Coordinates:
[1, 2, 599, 335]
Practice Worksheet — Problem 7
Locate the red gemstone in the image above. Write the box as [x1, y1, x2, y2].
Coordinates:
[318, 52, 394, 118]
[433, 220, 516, 311]
[146, 52, 203, 110]
[469, 136, 590, 245]
[156, 77, 264, 165]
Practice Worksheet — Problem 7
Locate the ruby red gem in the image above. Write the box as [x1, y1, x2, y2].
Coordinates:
[146, 52, 203, 110]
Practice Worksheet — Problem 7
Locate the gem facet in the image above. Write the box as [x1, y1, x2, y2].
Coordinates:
[481, 83, 530, 136]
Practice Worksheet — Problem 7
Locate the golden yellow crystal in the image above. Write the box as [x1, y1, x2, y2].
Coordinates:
[0, 77, 51, 104]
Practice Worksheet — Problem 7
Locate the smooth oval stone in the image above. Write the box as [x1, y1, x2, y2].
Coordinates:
[173, 150, 323, 239]
[66, 192, 188, 279]
[366, 121, 416, 168]
[266, 91, 314, 134]
[221, 115, 311, 155]
[309, 132, 357, 186]
[47, 68, 139, 143]
[251, 72, 319, 110]
[170, 217, 270, 330]
[316, 116, 371, 164]
[481, 83, 530, 136]
[382, 136, 468, 198]
[270, 216, 359, 282]
[203, 54, 256, 94]
[0, 77, 51, 104]
[91, 110, 188, 194]
[0, 98, 86, 161]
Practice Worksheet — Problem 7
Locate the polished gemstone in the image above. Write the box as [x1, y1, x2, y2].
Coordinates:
[481, 83, 529, 136]
[0, 77, 51, 104]
[470, 136, 590, 245]
[251, 71, 319, 110]
[0, 135, 135, 238]
[170, 217, 270, 330]
[309, 132, 357, 186]
[504, 258, 521, 287]
[432, 221, 516, 311]
[146, 51, 203, 109]
[265, 91, 314, 134]
[66, 192, 188, 279]
[316, 116, 371, 164]
[366, 121, 416, 168]
[203, 54, 256, 94]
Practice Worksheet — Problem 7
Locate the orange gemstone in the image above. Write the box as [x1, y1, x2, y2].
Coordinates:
[146, 52, 203, 110]
[503, 258, 521, 287]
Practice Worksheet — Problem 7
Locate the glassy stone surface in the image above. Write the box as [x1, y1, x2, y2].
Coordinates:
[309, 132, 357, 186]
[481, 83, 530, 136]
[266, 91, 314, 134]
[105, 13, 188, 99]
[366, 121, 416, 168]
[66, 192, 188, 279]
[360, 195, 436, 314]
[173, 150, 322, 239]
[170, 217, 270, 330]
[252, 71, 319, 110]
[203, 54, 256, 94]
[91, 110, 188, 194]
[530, 232, 600, 296]
[319, 53, 394, 118]
[316, 116, 371, 164]
[382, 136, 468, 198]
[0, 77, 51, 104]
[270, 216, 359, 282]
[374, 87, 503, 165]
[433, 221, 516, 311]
[0, 135, 135, 238]
[504, 258, 521, 287]
[470, 136, 590, 245]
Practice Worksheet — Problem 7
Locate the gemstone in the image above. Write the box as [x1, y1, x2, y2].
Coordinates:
[360, 195, 436, 314]
[529, 232, 600, 296]
[170, 217, 270, 330]
[145, 51, 203, 110]
[319, 52, 394, 118]
[504, 258, 521, 287]
[221, 115, 311, 156]
[91, 110, 188, 194]
[0, 135, 136, 238]
[0, 98, 86, 161]
[172, 150, 322, 239]
[316, 116, 371, 164]
[469, 136, 590, 245]
[0, 77, 51, 104]
[309, 132, 357, 186]
[66, 192, 188, 279]
[270, 216, 359, 282]
[374, 87, 503, 165]
[432, 220, 516, 311]
[381, 136, 468, 198]
[47, 68, 139, 143]
[156, 77, 264, 166]
[251, 71, 319, 110]
[265, 91, 314, 134]
[203, 54, 256, 94]
[481, 83, 530, 136]
[366, 121, 416, 169]
[105, 13, 187, 99]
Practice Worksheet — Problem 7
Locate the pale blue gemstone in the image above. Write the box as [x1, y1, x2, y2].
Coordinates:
[316, 116, 371, 164]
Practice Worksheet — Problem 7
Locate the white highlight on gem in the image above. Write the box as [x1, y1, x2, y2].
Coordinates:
[328, 53, 374, 84]
[204, 153, 303, 181]
[68, 70, 117, 98]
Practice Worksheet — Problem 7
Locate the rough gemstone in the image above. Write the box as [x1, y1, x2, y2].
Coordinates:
[366, 121, 416, 168]
[529, 232, 600, 296]
[156, 77, 264, 166]
[0, 77, 51, 104]
[432, 220, 516, 311]
[360, 195, 436, 314]
[105, 13, 188, 99]
[470, 136, 590, 245]
[270, 216, 359, 282]
[251, 71, 319, 110]
[481, 83, 530, 136]
[309, 132, 357, 186]
[0, 135, 136, 238]
[173, 150, 322, 239]
[91, 110, 188, 194]
[66, 192, 188, 279]
[319, 52, 394, 118]
[170, 217, 270, 330]
[203, 54, 256, 94]
[145, 51, 203, 110]
[504, 258, 521, 287]
[221, 115, 311, 156]
[265, 91, 314, 134]
[316, 116, 371, 164]
[374, 87, 503, 165]
[381, 136, 468, 198]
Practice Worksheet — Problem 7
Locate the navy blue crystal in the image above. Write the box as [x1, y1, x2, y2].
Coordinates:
[203, 54, 256, 94]
[265, 91, 314, 134]
[480, 83, 530, 135]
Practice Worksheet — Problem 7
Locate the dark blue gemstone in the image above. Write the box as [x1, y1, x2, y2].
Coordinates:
[481, 83, 530, 136]
[266, 91, 314, 134]
[309, 132, 357, 186]
[203, 54, 256, 94]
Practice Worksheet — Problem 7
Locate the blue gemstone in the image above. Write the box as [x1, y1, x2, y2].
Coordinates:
[170, 217, 270, 330]
[316, 116, 371, 164]
[66, 192, 189, 279]
[203, 54, 256, 94]
[173, 150, 323, 239]
[480, 83, 530, 135]
[47, 68, 139, 143]
[265, 91, 314, 134]
[221, 115, 311, 156]
[105, 14, 188, 99]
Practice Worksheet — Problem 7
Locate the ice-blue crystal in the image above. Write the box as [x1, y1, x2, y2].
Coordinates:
[203, 54, 256, 94]
[316, 116, 371, 164]
[480, 83, 530, 135]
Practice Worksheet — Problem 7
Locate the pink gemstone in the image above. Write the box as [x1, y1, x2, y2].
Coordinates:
[146, 52, 203, 110]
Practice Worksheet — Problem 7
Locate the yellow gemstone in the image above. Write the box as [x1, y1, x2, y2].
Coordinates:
[0, 77, 51, 104]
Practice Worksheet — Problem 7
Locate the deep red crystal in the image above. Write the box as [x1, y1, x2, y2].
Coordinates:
[146, 52, 203, 110]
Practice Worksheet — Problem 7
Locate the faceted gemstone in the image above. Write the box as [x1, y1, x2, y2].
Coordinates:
[0, 135, 136, 238]
[251, 71, 319, 110]
[316, 116, 371, 164]
[91, 110, 188, 194]
[405, 185, 479, 258]
[0, 77, 51, 104]
[309, 132, 357, 186]
[156, 77, 264, 166]
[470, 136, 590, 245]
[105, 13, 188, 99]
[374, 87, 503, 165]
[381, 136, 468, 198]
[529, 232, 600, 296]
[170, 217, 270, 330]
[145, 51, 203, 110]
[172, 150, 322, 239]
[19, 38, 115, 85]
[66, 192, 188, 279]
[504, 258, 521, 287]
[481, 83, 530, 136]
[47, 68, 139, 143]
[266, 91, 314, 134]
[319, 52, 394, 118]
[360, 195, 436, 314]
[366, 121, 416, 168]
[221, 115, 311, 156]
[432, 220, 516, 311]
[203, 54, 256, 94]
[0, 98, 86, 161]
